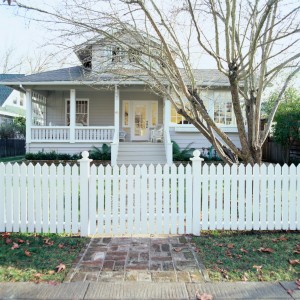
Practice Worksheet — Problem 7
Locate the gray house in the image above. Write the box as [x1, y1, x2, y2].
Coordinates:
[0, 38, 240, 165]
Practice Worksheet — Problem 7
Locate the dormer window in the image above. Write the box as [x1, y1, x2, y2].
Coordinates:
[128, 48, 141, 63]
[112, 46, 123, 62]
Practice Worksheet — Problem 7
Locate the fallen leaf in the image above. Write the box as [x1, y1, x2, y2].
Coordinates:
[17, 239, 25, 244]
[289, 259, 300, 266]
[172, 247, 182, 252]
[295, 280, 300, 286]
[241, 273, 248, 282]
[217, 260, 223, 264]
[44, 239, 54, 246]
[225, 250, 232, 257]
[47, 281, 59, 286]
[5, 238, 12, 245]
[258, 274, 264, 281]
[194, 248, 201, 253]
[253, 265, 263, 271]
[11, 242, 19, 250]
[55, 263, 66, 273]
[279, 236, 288, 241]
[294, 250, 300, 254]
[287, 290, 293, 295]
[195, 291, 213, 300]
[24, 250, 31, 257]
[227, 244, 234, 249]
[33, 273, 42, 278]
[216, 243, 224, 247]
[235, 254, 242, 259]
[48, 270, 55, 275]
[58, 243, 64, 249]
[240, 248, 248, 254]
[258, 247, 274, 253]
[1, 232, 11, 239]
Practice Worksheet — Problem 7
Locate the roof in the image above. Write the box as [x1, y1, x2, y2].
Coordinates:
[0, 66, 230, 87]
[0, 74, 25, 105]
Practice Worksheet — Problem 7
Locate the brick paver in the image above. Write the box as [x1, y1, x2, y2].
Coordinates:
[65, 235, 208, 283]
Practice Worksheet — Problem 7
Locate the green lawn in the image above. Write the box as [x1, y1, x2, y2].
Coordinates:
[0, 156, 25, 163]
[192, 231, 300, 282]
[0, 233, 89, 282]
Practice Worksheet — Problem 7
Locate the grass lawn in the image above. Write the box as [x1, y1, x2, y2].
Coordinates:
[0, 156, 25, 163]
[192, 231, 300, 282]
[0, 233, 89, 283]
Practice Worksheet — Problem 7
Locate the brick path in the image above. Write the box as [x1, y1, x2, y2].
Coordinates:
[65, 236, 209, 283]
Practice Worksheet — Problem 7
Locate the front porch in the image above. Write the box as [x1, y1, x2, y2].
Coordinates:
[25, 85, 172, 164]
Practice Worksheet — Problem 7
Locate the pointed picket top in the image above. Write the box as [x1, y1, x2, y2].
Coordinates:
[90, 164, 97, 176]
[13, 162, 20, 173]
[178, 163, 184, 173]
[49, 163, 56, 174]
[282, 163, 289, 174]
[127, 164, 134, 173]
[216, 163, 223, 174]
[105, 164, 112, 173]
[290, 163, 296, 173]
[141, 164, 147, 173]
[72, 163, 78, 173]
[274, 164, 281, 175]
[186, 163, 192, 173]
[245, 164, 252, 174]
[260, 163, 267, 173]
[202, 163, 209, 174]
[149, 164, 155, 173]
[253, 163, 260, 174]
[171, 164, 177, 173]
[156, 163, 163, 173]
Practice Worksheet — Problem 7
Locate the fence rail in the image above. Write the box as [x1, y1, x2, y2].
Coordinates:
[0, 150, 299, 236]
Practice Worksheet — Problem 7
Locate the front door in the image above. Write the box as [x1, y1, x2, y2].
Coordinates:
[132, 102, 148, 140]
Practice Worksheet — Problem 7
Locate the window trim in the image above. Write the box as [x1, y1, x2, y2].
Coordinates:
[65, 98, 89, 126]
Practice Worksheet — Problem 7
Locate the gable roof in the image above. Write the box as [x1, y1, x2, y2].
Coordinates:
[0, 74, 25, 106]
[0, 66, 230, 87]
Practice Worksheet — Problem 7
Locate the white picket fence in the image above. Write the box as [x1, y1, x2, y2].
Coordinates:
[0, 150, 299, 236]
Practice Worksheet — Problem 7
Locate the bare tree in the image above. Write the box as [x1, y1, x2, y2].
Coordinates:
[0, 47, 23, 74]
[14, 0, 300, 164]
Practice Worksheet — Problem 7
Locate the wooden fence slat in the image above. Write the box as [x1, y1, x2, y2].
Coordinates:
[201, 164, 209, 230]
[163, 165, 170, 234]
[13, 164, 20, 232]
[245, 165, 253, 230]
[156, 164, 163, 234]
[42, 164, 49, 233]
[297, 165, 300, 230]
[27, 164, 34, 233]
[267, 165, 275, 229]
[120, 165, 126, 234]
[57, 164, 64, 234]
[282, 164, 289, 229]
[71, 165, 79, 233]
[216, 165, 223, 230]
[34, 164, 42, 233]
[209, 164, 216, 230]
[89, 165, 97, 235]
[253, 164, 260, 230]
[105, 165, 112, 234]
[112, 165, 119, 235]
[289, 165, 296, 230]
[20, 163, 27, 232]
[134, 165, 141, 234]
[178, 164, 185, 234]
[49, 164, 57, 233]
[170, 164, 177, 234]
[237, 165, 245, 230]
[127, 165, 134, 234]
[141, 165, 148, 234]
[185, 164, 193, 233]
[97, 165, 104, 234]
[64, 165, 71, 233]
[0, 163, 5, 232]
[231, 164, 238, 230]
[148, 164, 155, 234]
[5, 164, 13, 232]
[260, 164, 267, 230]
[223, 165, 230, 230]
[275, 165, 282, 230]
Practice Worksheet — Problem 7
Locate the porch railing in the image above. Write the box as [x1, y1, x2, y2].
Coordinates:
[31, 126, 115, 143]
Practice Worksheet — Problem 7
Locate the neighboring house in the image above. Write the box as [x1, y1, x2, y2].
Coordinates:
[0, 36, 241, 165]
[0, 74, 26, 124]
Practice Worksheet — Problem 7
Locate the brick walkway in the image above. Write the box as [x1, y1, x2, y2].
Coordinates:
[65, 236, 209, 283]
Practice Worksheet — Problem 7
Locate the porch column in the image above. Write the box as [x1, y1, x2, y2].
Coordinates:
[70, 89, 76, 143]
[114, 85, 120, 138]
[163, 97, 171, 130]
[25, 89, 32, 146]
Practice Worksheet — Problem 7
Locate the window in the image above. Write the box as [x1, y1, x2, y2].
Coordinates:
[112, 46, 124, 63]
[151, 102, 158, 126]
[32, 92, 47, 126]
[123, 101, 129, 127]
[128, 48, 141, 63]
[20, 93, 24, 106]
[170, 106, 191, 125]
[66, 100, 89, 126]
[214, 100, 235, 126]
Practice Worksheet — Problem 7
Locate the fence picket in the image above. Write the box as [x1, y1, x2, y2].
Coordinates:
[0, 163, 5, 232]
[127, 165, 134, 234]
[178, 164, 185, 234]
[97, 165, 104, 234]
[42, 164, 49, 233]
[163, 165, 170, 234]
[185, 164, 193, 233]
[230, 164, 238, 230]
[27, 164, 34, 232]
[282, 164, 289, 229]
[34, 164, 42, 233]
[105, 165, 112, 234]
[209, 164, 216, 230]
[289, 165, 296, 230]
[134, 165, 141, 234]
[49, 164, 57, 233]
[57, 164, 64, 233]
[201, 164, 209, 230]
[253, 164, 260, 230]
[260, 164, 267, 230]
[149, 164, 155, 234]
[112, 165, 119, 235]
[89, 165, 97, 235]
[120, 165, 126, 234]
[20, 164, 27, 232]
[275, 165, 282, 229]
[170, 164, 177, 234]
[5, 164, 13, 232]
[223, 165, 230, 230]
[216, 164, 223, 229]
[13, 164, 20, 232]
[238, 164, 245, 230]
[141, 165, 148, 233]
[71, 165, 79, 233]
[297, 165, 300, 230]
[156, 164, 163, 234]
[64, 165, 71, 233]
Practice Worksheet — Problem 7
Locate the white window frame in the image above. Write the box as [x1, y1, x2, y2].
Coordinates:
[65, 98, 89, 126]
[122, 100, 130, 128]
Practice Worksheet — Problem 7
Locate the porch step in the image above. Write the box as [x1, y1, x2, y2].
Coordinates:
[117, 142, 167, 165]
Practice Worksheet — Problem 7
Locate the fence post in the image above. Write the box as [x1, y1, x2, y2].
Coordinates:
[78, 151, 92, 236]
[190, 150, 204, 236]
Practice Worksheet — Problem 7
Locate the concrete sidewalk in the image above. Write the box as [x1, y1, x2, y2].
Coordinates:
[0, 281, 299, 300]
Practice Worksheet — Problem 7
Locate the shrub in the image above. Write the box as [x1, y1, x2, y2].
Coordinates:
[25, 151, 79, 161]
[172, 141, 195, 161]
[89, 144, 111, 160]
